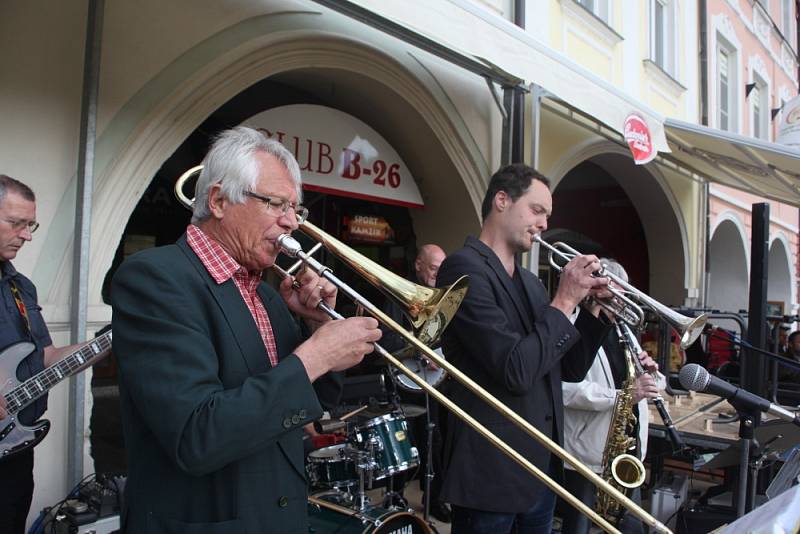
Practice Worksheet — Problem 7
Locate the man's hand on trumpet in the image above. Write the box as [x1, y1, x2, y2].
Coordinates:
[550, 254, 609, 317]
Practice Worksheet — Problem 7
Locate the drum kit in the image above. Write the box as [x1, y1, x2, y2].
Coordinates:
[306, 351, 445, 533]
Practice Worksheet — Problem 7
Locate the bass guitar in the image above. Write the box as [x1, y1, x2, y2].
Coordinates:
[0, 330, 112, 458]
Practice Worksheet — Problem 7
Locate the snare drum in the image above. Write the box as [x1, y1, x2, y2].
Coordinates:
[308, 500, 431, 533]
[352, 414, 418, 480]
[307, 444, 359, 488]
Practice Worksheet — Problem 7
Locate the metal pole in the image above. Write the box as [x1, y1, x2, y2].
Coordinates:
[501, 88, 514, 166]
[528, 84, 544, 272]
[744, 203, 769, 399]
[530, 84, 543, 170]
[69, 0, 104, 488]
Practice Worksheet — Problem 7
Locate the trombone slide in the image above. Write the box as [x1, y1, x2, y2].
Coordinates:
[277, 234, 672, 534]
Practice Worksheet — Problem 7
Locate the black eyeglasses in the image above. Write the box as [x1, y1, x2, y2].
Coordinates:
[2, 218, 40, 233]
[244, 191, 308, 223]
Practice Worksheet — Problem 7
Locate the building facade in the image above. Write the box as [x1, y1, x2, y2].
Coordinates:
[704, 0, 799, 318]
[1, 0, 798, 527]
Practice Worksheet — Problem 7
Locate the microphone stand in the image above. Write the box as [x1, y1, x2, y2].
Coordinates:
[726, 398, 761, 518]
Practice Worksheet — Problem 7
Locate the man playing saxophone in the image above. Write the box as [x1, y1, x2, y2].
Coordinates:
[561, 259, 662, 534]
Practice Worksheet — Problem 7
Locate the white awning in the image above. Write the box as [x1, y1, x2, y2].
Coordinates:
[315, 0, 670, 154]
[664, 119, 800, 207]
[312, 0, 800, 206]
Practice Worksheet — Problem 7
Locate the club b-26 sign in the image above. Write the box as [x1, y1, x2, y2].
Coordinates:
[243, 105, 423, 208]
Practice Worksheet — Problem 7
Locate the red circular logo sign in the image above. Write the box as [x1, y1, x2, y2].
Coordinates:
[624, 113, 655, 165]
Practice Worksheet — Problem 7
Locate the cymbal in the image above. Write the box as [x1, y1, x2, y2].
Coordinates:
[396, 403, 426, 418]
[359, 403, 427, 419]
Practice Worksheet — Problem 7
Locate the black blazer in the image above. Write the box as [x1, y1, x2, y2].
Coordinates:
[437, 236, 609, 513]
[111, 235, 323, 533]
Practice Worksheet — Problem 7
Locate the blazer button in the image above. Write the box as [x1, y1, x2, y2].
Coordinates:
[278, 496, 289, 508]
[282, 417, 292, 429]
[291, 414, 301, 425]
[299, 409, 307, 419]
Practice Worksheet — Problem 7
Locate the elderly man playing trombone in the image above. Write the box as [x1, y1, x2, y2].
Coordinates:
[112, 126, 381, 533]
[436, 163, 613, 534]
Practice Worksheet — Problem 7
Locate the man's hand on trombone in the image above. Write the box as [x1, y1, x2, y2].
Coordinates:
[276, 264, 383, 382]
[294, 317, 383, 382]
[279, 265, 338, 325]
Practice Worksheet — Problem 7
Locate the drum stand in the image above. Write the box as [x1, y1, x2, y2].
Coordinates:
[381, 367, 411, 510]
[418, 362, 441, 533]
[393, 356, 440, 530]
[353, 450, 374, 512]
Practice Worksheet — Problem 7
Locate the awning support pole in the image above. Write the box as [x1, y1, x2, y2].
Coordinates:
[69, 0, 104, 488]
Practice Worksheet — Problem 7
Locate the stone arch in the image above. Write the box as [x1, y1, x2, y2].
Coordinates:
[547, 139, 690, 305]
[45, 26, 490, 309]
[707, 216, 750, 313]
[768, 231, 795, 314]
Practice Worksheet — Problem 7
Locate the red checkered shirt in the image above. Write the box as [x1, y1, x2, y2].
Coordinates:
[186, 224, 279, 367]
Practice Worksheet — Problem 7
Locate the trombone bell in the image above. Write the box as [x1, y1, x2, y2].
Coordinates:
[298, 220, 468, 346]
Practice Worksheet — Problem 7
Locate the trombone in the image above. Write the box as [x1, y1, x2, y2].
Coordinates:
[175, 168, 672, 534]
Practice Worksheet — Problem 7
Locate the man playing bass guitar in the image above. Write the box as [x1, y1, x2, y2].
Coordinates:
[0, 175, 87, 534]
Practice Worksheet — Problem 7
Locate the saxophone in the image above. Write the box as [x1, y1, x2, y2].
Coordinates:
[595, 321, 647, 522]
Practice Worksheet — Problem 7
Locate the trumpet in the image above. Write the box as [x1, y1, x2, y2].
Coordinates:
[535, 236, 708, 349]
[175, 167, 673, 534]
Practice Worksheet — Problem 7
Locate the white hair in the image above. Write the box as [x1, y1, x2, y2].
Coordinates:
[191, 126, 302, 223]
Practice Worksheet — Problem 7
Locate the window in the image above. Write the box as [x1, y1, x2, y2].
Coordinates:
[576, 0, 610, 23]
[751, 84, 763, 138]
[782, 0, 794, 39]
[750, 76, 770, 140]
[719, 49, 730, 130]
[651, 0, 676, 75]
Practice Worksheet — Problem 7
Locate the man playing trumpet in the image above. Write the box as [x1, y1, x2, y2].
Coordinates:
[436, 164, 612, 533]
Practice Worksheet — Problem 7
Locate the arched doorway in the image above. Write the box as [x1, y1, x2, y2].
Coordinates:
[549, 160, 650, 293]
[85, 36, 488, 474]
[548, 147, 689, 307]
[707, 217, 749, 314]
[768, 235, 794, 317]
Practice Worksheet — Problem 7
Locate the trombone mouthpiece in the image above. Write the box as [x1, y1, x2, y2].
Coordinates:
[277, 234, 302, 257]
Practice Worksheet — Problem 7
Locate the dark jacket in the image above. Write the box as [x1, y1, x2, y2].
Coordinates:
[111, 235, 323, 533]
[437, 236, 609, 513]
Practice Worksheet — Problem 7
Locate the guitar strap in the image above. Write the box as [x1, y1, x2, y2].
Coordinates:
[9, 280, 32, 336]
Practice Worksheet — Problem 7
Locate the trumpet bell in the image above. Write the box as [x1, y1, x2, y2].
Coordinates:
[671, 312, 708, 349]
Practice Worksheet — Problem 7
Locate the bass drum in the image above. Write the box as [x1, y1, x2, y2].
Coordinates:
[307, 502, 431, 533]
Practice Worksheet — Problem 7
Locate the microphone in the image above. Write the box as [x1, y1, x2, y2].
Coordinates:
[679, 364, 799, 425]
